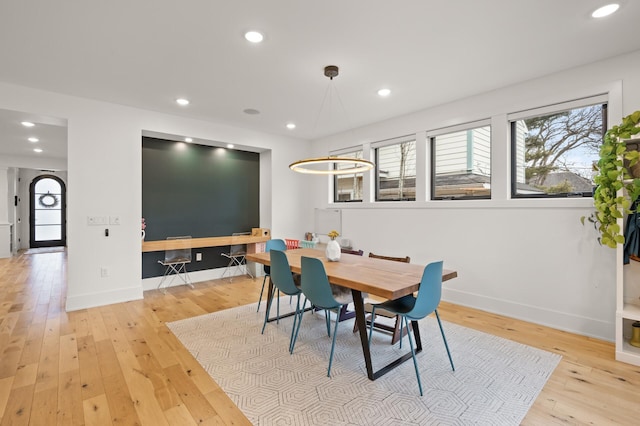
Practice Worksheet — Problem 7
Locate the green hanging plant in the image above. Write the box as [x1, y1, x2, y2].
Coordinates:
[582, 110, 640, 248]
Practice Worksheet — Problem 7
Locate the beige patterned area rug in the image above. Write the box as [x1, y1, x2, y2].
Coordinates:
[167, 300, 561, 425]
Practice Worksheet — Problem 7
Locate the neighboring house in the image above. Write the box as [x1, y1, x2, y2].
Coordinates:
[539, 171, 593, 192]
[433, 127, 492, 198]
[434, 172, 491, 198]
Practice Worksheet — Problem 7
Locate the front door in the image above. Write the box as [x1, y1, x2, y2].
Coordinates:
[29, 175, 66, 248]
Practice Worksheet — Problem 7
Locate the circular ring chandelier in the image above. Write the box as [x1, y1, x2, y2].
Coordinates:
[289, 156, 374, 175]
[290, 65, 375, 176]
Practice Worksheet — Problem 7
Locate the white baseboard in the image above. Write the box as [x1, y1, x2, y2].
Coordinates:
[66, 286, 143, 312]
[142, 263, 265, 292]
[442, 288, 614, 342]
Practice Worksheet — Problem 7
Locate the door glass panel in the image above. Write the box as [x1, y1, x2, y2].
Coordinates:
[35, 225, 62, 241]
[35, 209, 61, 225]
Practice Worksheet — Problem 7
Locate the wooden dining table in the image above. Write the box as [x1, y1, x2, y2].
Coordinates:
[246, 248, 458, 381]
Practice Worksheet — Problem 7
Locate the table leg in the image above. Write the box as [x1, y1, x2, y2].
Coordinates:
[352, 289, 423, 381]
[352, 289, 374, 379]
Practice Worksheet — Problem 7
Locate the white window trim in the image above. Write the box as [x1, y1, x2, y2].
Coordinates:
[507, 94, 608, 122]
[426, 119, 491, 138]
[329, 146, 364, 156]
[370, 134, 416, 149]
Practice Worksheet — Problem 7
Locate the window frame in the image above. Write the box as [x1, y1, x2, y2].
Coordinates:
[509, 95, 608, 199]
[332, 148, 365, 203]
[429, 120, 492, 201]
[372, 135, 417, 202]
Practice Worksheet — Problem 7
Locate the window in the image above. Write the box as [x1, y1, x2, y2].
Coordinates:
[511, 101, 606, 197]
[431, 124, 491, 199]
[333, 150, 364, 202]
[375, 137, 416, 201]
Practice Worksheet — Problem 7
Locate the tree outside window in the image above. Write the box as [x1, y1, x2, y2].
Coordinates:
[512, 103, 605, 197]
[376, 139, 416, 201]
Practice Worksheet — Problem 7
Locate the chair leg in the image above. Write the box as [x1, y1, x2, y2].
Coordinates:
[239, 257, 254, 279]
[176, 263, 194, 288]
[404, 316, 423, 396]
[261, 285, 276, 334]
[435, 310, 455, 371]
[276, 289, 280, 324]
[389, 315, 404, 345]
[291, 298, 307, 354]
[368, 306, 377, 346]
[257, 275, 268, 312]
[325, 309, 331, 337]
[221, 257, 235, 281]
[157, 267, 172, 293]
[288, 294, 301, 353]
[327, 307, 341, 377]
[398, 317, 404, 349]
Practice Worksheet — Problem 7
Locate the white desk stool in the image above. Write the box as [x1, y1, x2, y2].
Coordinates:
[157, 236, 194, 292]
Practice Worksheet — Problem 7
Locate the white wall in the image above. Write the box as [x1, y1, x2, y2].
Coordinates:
[0, 82, 312, 311]
[308, 49, 640, 341]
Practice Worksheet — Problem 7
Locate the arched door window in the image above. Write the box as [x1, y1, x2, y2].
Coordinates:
[30, 175, 66, 247]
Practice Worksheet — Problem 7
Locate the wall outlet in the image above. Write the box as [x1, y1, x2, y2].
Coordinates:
[196, 252, 202, 261]
[109, 216, 121, 225]
[100, 267, 109, 277]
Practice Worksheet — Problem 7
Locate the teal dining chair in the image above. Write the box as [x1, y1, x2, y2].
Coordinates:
[291, 256, 353, 377]
[261, 250, 304, 352]
[368, 260, 454, 396]
[257, 239, 287, 312]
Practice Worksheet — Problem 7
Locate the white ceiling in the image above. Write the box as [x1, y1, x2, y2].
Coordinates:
[1, 0, 640, 162]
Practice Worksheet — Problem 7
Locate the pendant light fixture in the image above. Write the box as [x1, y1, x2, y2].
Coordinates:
[289, 65, 374, 175]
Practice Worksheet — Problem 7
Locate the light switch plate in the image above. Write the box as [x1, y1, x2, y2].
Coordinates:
[87, 216, 107, 226]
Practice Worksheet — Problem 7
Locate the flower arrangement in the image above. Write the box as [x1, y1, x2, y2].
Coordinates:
[328, 230, 340, 240]
[141, 218, 147, 230]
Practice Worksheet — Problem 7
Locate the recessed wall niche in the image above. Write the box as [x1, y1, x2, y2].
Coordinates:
[141, 136, 260, 278]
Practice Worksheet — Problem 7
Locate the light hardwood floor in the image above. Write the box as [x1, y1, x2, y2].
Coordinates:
[0, 250, 638, 425]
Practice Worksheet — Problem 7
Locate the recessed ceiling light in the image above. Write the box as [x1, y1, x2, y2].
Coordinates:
[176, 98, 190, 106]
[244, 31, 264, 43]
[227, 144, 235, 149]
[243, 108, 260, 115]
[21, 121, 35, 127]
[33, 148, 43, 153]
[592, 3, 619, 18]
[185, 137, 193, 142]
[286, 123, 296, 130]
[377, 88, 391, 97]
[28, 137, 39, 143]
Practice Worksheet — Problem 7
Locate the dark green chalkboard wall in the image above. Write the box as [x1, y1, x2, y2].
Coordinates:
[142, 137, 260, 278]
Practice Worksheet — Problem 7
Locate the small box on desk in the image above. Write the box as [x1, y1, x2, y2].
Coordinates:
[252, 228, 271, 237]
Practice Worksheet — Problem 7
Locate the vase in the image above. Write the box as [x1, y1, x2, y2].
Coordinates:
[325, 239, 341, 262]
[630, 322, 640, 348]
[141, 230, 146, 241]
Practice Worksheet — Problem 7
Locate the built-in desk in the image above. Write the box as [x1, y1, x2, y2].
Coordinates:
[142, 235, 271, 253]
